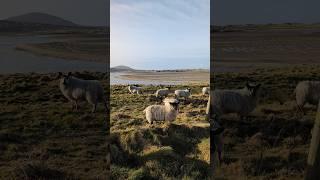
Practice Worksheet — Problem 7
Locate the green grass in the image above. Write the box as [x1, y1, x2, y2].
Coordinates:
[0, 72, 109, 179]
[211, 65, 320, 179]
[110, 84, 211, 179]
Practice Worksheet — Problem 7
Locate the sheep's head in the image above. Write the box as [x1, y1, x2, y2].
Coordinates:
[187, 88, 191, 92]
[163, 98, 180, 111]
[245, 82, 261, 97]
[58, 72, 72, 86]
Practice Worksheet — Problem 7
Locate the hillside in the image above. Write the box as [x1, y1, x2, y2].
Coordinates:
[6, 12, 77, 27]
[110, 65, 135, 72]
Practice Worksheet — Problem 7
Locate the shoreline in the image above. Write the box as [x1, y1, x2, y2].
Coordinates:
[112, 71, 210, 85]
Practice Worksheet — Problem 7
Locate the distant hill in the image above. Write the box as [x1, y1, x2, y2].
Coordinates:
[110, 65, 135, 72]
[6, 12, 77, 27]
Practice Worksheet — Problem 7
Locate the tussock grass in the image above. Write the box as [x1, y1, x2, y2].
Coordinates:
[0, 72, 109, 179]
[212, 65, 320, 179]
[110, 84, 210, 179]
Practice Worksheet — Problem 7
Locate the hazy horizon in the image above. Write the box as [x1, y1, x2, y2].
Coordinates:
[0, 0, 109, 26]
[212, 0, 320, 26]
[111, 0, 210, 70]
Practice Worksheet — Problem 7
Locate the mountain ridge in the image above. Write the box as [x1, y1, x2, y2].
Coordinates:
[6, 12, 77, 27]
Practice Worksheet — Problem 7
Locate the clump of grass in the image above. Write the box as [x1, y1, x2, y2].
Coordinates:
[111, 84, 210, 179]
[13, 162, 72, 179]
[0, 72, 108, 178]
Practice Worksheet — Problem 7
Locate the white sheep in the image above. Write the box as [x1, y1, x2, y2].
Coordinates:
[144, 98, 180, 124]
[155, 87, 171, 98]
[295, 81, 320, 114]
[207, 94, 224, 165]
[202, 87, 210, 95]
[128, 85, 143, 94]
[212, 83, 261, 120]
[59, 72, 108, 113]
[174, 88, 191, 100]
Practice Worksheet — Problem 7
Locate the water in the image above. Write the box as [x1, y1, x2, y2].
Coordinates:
[111, 72, 187, 85]
[0, 35, 107, 74]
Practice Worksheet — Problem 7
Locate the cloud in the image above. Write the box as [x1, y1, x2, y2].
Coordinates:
[111, 0, 209, 69]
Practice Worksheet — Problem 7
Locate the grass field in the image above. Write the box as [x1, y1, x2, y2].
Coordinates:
[0, 72, 109, 179]
[15, 28, 108, 63]
[110, 84, 211, 179]
[212, 27, 320, 72]
[211, 65, 320, 179]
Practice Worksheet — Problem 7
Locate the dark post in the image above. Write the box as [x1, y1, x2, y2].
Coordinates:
[305, 101, 320, 180]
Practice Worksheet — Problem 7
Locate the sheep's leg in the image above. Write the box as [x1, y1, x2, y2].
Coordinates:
[295, 101, 305, 115]
[91, 103, 97, 113]
[217, 137, 223, 165]
[298, 105, 305, 115]
[71, 101, 78, 111]
[75, 101, 79, 111]
[104, 99, 109, 112]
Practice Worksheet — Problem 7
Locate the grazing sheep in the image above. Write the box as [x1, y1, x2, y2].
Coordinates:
[59, 72, 108, 113]
[202, 87, 210, 95]
[128, 85, 143, 94]
[212, 82, 261, 120]
[144, 98, 179, 124]
[175, 88, 191, 100]
[295, 81, 320, 115]
[207, 94, 224, 165]
[155, 87, 171, 98]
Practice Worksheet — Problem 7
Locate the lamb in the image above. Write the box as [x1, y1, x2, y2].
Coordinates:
[59, 72, 108, 113]
[128, 85, 143, 94]
[212, 82, 261, 120]
[155, 87, 171, 98]
[295, 81, 320, 115]
[202, 87, 210, 95]
[174, 88, 191, 100]
[143, 98, 180, 124]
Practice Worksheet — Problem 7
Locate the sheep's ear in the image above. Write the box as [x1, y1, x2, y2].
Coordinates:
[58, 72, 63, 77]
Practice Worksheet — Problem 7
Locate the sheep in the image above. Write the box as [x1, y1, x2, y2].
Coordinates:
[143, 98, 180, 124]
[59, 72, 108, 113]
[202, 87, 210, 95]
[155, 87, 171, 98]
[212, 82, 261, 120]
[295, 81, 320, 115]
[207, 94, 224, 165]
[128, 85, 143, 94]
[174, 88, 191, 100]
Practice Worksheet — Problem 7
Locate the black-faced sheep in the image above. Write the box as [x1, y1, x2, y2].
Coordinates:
[202, 87, 210, 95]
[174, 88, 191, 100]
[144, 98, 179, 124]
[212, 82, 261, 120]
[128, 85, 143, 95]
[155, 87, 171, 98]
[295, 81, 320, 115]
[59, 72, 108, 113]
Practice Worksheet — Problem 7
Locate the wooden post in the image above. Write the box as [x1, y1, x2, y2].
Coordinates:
[305, 100, 320, 180]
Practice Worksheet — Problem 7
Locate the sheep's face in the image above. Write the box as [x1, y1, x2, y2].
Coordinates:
[58, 72, 72, 86]
[246, 83, 261, 97]
[187, 88, 191, 92]
[163, 98, 180, 111]
[170, 102, 179, 111]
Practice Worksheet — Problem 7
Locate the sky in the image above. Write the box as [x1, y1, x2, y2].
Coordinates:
[111, 0, 210, 70]
[212, 0, 320, 25]
[0, 0, 109, 26]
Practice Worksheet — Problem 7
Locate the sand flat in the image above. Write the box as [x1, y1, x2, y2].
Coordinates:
[119, 70, 209, 83]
